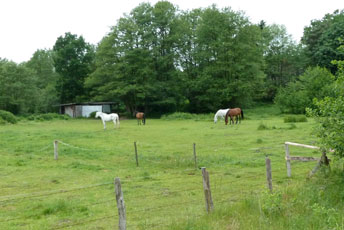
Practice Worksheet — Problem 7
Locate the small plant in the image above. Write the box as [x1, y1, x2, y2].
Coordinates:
[284, 115, 308, 123]
[89, 111, 98, 118]
[257, 123, 269, 130]
[0, 110, 17, 124]
[256, 138, 263, 144]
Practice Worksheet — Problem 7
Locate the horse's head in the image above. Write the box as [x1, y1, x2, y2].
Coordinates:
[95, 112, 101, 118]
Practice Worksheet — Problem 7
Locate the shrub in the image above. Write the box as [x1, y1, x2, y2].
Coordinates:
[257, 123, 269, 130]
[284, 115, 308, 123]
[89, 111, 97, 119]
[275, 67, 335, 114]
[0, 110, 17, 124]
[161, 112, 212, 121]
[26, 113, 70, 121]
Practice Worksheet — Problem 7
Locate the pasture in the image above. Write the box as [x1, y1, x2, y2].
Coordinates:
[0, 106, 321, 229]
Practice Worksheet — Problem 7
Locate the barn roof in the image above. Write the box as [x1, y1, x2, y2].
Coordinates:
[59, 102, 116, 106]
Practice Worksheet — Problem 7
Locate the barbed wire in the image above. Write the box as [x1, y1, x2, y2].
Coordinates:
[51, 214, 117, 229]
[0, 181, 112, 204]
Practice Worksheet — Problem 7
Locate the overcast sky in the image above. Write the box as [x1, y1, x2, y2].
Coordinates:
[1, 0, 343, 63]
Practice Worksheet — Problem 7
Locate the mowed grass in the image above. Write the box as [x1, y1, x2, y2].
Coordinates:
[0, 106, 321, 229]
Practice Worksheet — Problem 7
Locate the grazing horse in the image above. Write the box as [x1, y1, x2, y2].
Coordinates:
[225, 108, 244, 125]
[135, 112, 146, 125]
[95, 112, 120, 129]
[214, 108, 230, 123]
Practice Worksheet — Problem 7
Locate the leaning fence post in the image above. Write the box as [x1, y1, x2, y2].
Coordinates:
[193, 143, 198, 169]
[54, 140, 58, 160]
[201, 167, 214, 213]
[114, 177, 126, 230]
[265, 157, 273, 192]
[134, 142, 139, 167]
[285, 143, 291, 177]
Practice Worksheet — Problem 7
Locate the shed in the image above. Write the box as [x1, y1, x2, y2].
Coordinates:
[59, 102, 115, 118]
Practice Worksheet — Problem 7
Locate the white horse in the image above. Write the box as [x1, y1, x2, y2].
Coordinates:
[214, 109, 230, 123]
[95, 112, 120, 129]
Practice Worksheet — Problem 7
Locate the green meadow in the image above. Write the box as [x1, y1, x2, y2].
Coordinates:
[0, 106, 339, 229]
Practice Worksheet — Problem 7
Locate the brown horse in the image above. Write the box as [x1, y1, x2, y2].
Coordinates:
[135, 112, 146, 125]
[225, 108, 244, 125]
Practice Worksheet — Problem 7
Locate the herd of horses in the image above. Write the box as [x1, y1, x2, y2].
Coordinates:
[95, 108, 243, 129]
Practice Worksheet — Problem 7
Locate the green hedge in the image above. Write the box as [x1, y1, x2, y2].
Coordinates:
[0, 110, 17, 124]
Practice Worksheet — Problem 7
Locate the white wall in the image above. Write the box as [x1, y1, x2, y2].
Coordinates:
[82, 105, 102, 118]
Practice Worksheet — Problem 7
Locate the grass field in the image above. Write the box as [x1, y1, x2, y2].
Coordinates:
[0, 106, 325, 229]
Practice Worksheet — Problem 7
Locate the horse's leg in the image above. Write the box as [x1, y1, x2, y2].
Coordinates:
[103, 120, 106, 129]
[113, 119, 116, 128]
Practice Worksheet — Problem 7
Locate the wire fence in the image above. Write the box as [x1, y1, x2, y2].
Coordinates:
[0, 139, 326, 229]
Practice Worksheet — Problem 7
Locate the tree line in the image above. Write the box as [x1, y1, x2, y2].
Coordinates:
[0, 2, 343, 116]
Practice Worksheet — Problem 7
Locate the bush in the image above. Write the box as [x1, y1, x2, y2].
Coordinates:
[161, 112, 212, 121]
[0, 110, 17, 124]
[89, 111, 97, 119]
[275, 67, 335, 114]
[27, 113, 70, 121]
[257, 123, 269, 130]
[284, 115, 308, 123]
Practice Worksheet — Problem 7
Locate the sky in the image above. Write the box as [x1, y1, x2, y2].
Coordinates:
[0, 0, 343, 63]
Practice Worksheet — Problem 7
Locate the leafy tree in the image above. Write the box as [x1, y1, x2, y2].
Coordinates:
[86, 2, 184, 114]
[53, 32, 95, 103]
[308, 43, 344, 157]
[178, 6, 265, 112]
[302, 10, 344, 73]
[275, 67, 335, 114]
[26, 49, 59, 112]
[0, 59, 38, 114]
[261, 24, 306, 101]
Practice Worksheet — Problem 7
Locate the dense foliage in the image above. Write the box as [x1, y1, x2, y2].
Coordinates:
[302, 10, 344, 73]
[308, 44, 344, 157]
[53, 32, 95, 103]
[275, 67, 335, 114]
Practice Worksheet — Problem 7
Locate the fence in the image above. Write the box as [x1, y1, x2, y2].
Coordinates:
[284, 141, 331, 177]
[0, 140, 323, 229]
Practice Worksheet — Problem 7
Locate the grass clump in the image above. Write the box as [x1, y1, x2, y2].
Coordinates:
[257, 123, 269, 130]
[0, 110, 17, 124]
[284, 115, 307, 123]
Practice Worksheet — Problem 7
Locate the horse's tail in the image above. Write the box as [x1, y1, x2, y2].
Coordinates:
[143, 113, 146, 125]
[241, 109, 244, 119]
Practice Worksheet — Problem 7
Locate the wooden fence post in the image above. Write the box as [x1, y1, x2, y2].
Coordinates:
[285, 143, 291, 177]
[193, 143, 198, 169]
[201, 167, 214, 213]
[134, 142, 139, 167]
[114, 177, 126, 230]
[265, 157, 273, 192]
[54, 140, 58, 160]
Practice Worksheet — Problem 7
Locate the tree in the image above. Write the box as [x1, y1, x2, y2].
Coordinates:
[181, 6, 265, 112]
[86, 2, 184, 114]
[275, 67, 334, 114]
[302, 10, 344, 73]
[26, 49, 59, 112]
[53, 32, 94, 103]
[0, 59, 38, 114]
[308, 43, 344, 157]
[261, 24, 306, 101]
